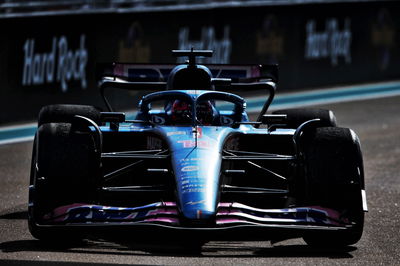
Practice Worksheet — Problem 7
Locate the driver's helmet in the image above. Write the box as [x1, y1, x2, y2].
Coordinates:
[168, 99, 216, 125]
[169, 100, 192, 124]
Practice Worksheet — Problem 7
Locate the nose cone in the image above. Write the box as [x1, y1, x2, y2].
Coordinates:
[182, 206, 216, 220]
[174, 146, 221, 221]
[162, 126, 233, 222]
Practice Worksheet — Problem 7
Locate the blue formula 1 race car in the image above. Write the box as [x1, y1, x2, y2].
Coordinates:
[28, 50, 367, 247]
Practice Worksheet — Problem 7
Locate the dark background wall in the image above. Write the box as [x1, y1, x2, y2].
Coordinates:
[0, 0, 399, 124]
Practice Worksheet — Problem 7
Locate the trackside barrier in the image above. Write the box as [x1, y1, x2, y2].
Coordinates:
[0, 0, 399, 124]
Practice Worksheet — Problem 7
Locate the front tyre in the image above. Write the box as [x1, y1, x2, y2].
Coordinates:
[302, 127, 365, 247]
[28, 122, 100, 241]
[38, 104, 101, 126]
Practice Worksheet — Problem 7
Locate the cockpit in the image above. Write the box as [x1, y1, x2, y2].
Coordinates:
[136, 90, 247, 127]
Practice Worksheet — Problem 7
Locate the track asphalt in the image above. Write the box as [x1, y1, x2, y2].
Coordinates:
[1, 85, 400, 265]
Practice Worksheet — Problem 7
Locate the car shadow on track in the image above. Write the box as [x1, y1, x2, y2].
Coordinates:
[0, 259, 119, 266]
[201, 242, 356, 259]
[0, 238, 356, 259]
[0, 210, 28, 220]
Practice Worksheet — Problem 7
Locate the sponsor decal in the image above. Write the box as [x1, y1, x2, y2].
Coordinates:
[180, 157, 203, 162]
[180, 174, 197, 182]
[186, 200, 206, 206]
[182, 183, 204, 190]
[22, 34, 88, 92]
[192, 127, 203, 138]
[45, 203, 179, 223]
[180, 161, 190, 166]
[371, 9, 395, 71]
[220, 115, 234, 126]
[182, 188, 205, 194]
[185, 90, 201, 95]
[118, 22, 151, 62]
[178, 26, 232, 64]
[147, 136, 162, 149]
[181, 165, 199, 172]
[256, 15, 285, 61]
[304, 18, 352, 66]
[167, 131, 186, 136]
[177, 140, 210, 148]
[151, 115, 165, 124]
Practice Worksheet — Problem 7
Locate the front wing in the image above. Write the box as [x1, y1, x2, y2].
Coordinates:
[35, 202, 354, 240]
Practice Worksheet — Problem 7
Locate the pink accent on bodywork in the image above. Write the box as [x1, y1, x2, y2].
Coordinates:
[113, 64, 126, 77]
[43, 203, 89, 222]
[144, 217, 180, 224]
[308, 206, 346, 224]
[147, 209, 179, 216]
[218, 202, 233, 208]
[42, 202, 347, 227]
[251, 66, 261, 78]
[43, 202, 179, 223]
[217, 218, 245, 225]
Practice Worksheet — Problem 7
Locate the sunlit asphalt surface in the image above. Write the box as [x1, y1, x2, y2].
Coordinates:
[1, 96, 400, 265]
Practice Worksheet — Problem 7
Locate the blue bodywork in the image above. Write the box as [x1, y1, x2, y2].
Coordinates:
[102, 89, 257, 221]
[30, 51, 361, 243]
[163, 125, 230, 220]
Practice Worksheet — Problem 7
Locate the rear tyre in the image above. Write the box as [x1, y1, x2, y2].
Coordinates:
[301, 127, 365, 247]
[38, 104, 101, 126]
[28, 122, 100, 241]
[272, 108, 337, 128]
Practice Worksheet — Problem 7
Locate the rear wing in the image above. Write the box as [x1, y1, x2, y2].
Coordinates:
[97, 63, 278, 83]
[97, 63, 278, 124]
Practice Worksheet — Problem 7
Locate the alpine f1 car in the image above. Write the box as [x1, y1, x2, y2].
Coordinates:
[28, 49, 367, 247]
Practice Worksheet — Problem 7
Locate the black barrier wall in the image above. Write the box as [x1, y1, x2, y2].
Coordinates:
[1, 1, 399, 124]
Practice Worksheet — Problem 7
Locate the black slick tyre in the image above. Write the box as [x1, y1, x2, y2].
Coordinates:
[302, 127, 365, 247]
[28, 122, 100, 241]
[38, 104, 101, 126]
